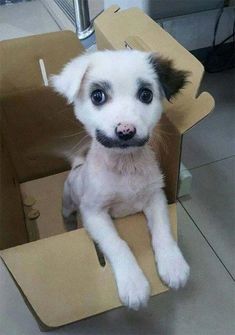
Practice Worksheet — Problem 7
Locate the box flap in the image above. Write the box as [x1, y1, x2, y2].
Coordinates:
[0, 31, 84, 96]
[0, 204, 176, 328]
[0, 31, 86, 182]
[1, 87, 83, 182]
[95, 7, 215, 134]
[163, 91, 215, 134]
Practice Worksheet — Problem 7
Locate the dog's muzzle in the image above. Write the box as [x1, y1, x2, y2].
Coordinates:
[96, 129, 149, 149]
[115, 123, 136, 141]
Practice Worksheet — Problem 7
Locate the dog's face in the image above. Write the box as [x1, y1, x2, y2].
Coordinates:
[52, 50, 188, 150]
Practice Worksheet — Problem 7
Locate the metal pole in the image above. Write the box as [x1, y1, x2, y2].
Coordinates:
[73, 0, 94, 40]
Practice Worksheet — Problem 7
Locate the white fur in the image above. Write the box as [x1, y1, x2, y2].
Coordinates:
[52, 50, 190, 310]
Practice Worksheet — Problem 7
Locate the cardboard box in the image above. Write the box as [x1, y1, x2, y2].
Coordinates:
[0, 8, 214, 330]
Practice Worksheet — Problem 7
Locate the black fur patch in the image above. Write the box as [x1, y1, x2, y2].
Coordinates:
[148, 54, 190, 101]
[96, 129, 149, 149]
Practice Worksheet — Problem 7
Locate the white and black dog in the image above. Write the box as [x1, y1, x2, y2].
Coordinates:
[52, 50, 190, 310]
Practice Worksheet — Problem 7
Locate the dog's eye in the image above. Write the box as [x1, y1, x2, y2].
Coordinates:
[138, 88, 153, 104]
[91, 89, 106, 105]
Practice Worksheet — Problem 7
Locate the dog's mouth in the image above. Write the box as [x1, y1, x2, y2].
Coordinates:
[96, 129, 149, 149]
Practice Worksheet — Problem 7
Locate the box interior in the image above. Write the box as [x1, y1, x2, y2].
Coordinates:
[0, 58, 184, 246]
[0, 23, 214, 248]
[1, 85, 182, 245]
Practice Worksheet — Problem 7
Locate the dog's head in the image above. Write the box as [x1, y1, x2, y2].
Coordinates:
[52, 50, 189, 150]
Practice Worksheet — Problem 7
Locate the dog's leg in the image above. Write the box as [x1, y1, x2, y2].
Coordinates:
[62, 179, 77, 231]
[80, 205, 150, 310]
[144, 190, 190, 289]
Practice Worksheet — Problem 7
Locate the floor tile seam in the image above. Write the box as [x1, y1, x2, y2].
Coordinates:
[178, 201, 235, 282]
[186, 154, 235, 171]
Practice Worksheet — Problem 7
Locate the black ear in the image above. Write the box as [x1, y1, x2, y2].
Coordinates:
[149, 54, 190, 101]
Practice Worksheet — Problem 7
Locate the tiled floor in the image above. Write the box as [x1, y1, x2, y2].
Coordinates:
[0, 0, 60, 40]
[181, 67, 235, 282]
[0, 1, 234, 334]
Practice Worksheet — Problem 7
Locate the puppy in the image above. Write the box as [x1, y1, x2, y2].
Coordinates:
[52, 50, 190, 310]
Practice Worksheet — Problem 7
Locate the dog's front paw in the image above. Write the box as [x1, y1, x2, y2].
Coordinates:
[116, 267, 150, 310]
[157, 244, 190, 290]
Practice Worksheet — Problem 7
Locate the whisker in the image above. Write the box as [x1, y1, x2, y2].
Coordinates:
[70, 135, 90, 153]
[59, 130, 86, 138]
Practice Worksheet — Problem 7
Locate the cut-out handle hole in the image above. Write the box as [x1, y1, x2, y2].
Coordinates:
[94, 242, 106, 267]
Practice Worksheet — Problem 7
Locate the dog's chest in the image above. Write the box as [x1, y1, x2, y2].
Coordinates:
[109, 187, 150, 218]
[82, 146, 164, 217]
[90, 167, 162, 218]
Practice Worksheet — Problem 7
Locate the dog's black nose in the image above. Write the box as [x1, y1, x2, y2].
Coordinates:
[115, 123, 136, 141]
